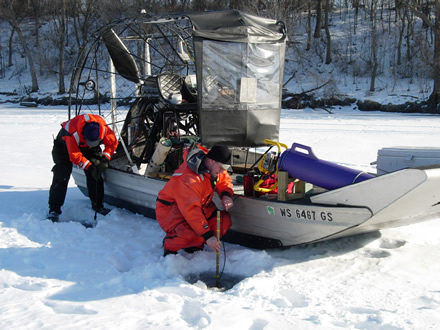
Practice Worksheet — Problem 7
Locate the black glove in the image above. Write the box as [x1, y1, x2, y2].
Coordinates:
[90, 157, 101, 167]
[98, 156, 109, 173]
[86, 164, 101, 181]
[100, 156, 109, 167]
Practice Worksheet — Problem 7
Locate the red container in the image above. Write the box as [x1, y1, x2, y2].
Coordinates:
[243, 172, 255, 197]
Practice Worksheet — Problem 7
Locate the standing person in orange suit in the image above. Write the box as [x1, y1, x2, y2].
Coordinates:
[48, 114, 118, 222]
[156, 144, 234, 256]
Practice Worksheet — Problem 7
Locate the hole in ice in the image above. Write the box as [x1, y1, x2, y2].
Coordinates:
[184, 271, 246, 291]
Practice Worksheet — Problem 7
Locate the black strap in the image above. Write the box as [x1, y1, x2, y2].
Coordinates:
[206, 208, 218, 221]
[157, 198, 174, 206]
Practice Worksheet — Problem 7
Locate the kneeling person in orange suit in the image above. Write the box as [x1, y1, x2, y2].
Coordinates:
[156, 144, 234, 256]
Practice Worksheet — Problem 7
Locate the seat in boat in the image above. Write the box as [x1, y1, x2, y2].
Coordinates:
[157, 73, 197, 112]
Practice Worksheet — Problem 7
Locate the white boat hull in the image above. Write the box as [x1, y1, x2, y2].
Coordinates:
[72, 165, 440, 248]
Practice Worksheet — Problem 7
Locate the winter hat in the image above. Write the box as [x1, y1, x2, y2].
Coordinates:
[83, 122, 100, 147]
[206, 145, 231, 164]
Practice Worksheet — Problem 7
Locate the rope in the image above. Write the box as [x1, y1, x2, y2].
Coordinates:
[352, 171, 368, 183]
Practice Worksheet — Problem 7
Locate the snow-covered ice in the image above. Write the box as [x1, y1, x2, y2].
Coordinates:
[1, 104, 440, 329]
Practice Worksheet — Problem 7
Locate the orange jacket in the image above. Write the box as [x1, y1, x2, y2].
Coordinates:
[156, 145, 233, 240]
[61, 114, 118, 169]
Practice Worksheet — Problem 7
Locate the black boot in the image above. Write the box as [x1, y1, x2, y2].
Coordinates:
[48, 210, 61, 222]
[93, 206, 111, 216]
[164, 249, 178, 257]
[92, 200, 111, 216]
[183, 245, 204, 254]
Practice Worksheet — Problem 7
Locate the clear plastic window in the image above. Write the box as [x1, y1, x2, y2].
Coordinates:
[201, 40, 281, 110]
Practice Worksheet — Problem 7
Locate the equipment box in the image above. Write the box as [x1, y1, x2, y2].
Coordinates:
[376, 147, 440, 175]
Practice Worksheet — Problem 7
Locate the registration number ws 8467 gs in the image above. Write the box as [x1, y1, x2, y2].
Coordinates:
[279, 208, 333, 222]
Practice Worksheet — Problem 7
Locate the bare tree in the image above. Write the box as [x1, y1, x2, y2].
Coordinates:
[353, 0, 360, 34]
[324, 0, 332, 64]
[7, 28, 15, 67]
[46, 0, 68, 94]
[314, 0, 322, 38]
[29, 0, 45, 75]
[71, 0, 100, 50]
[306, 3, 313, 51]
[0, 0, 39, 92]
[396, 4, 409, 66]
[370, 0, 379, 91]
[404, 0, 440, 104]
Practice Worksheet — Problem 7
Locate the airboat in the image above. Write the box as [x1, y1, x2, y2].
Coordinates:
[68, 10, 440, 248]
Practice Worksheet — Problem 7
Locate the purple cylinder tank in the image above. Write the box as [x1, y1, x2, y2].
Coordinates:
[278, 143, 374, 190]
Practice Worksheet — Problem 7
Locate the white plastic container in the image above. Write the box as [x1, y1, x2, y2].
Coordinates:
[146, 137, 172, 175]
[376, 146, 440, 175]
